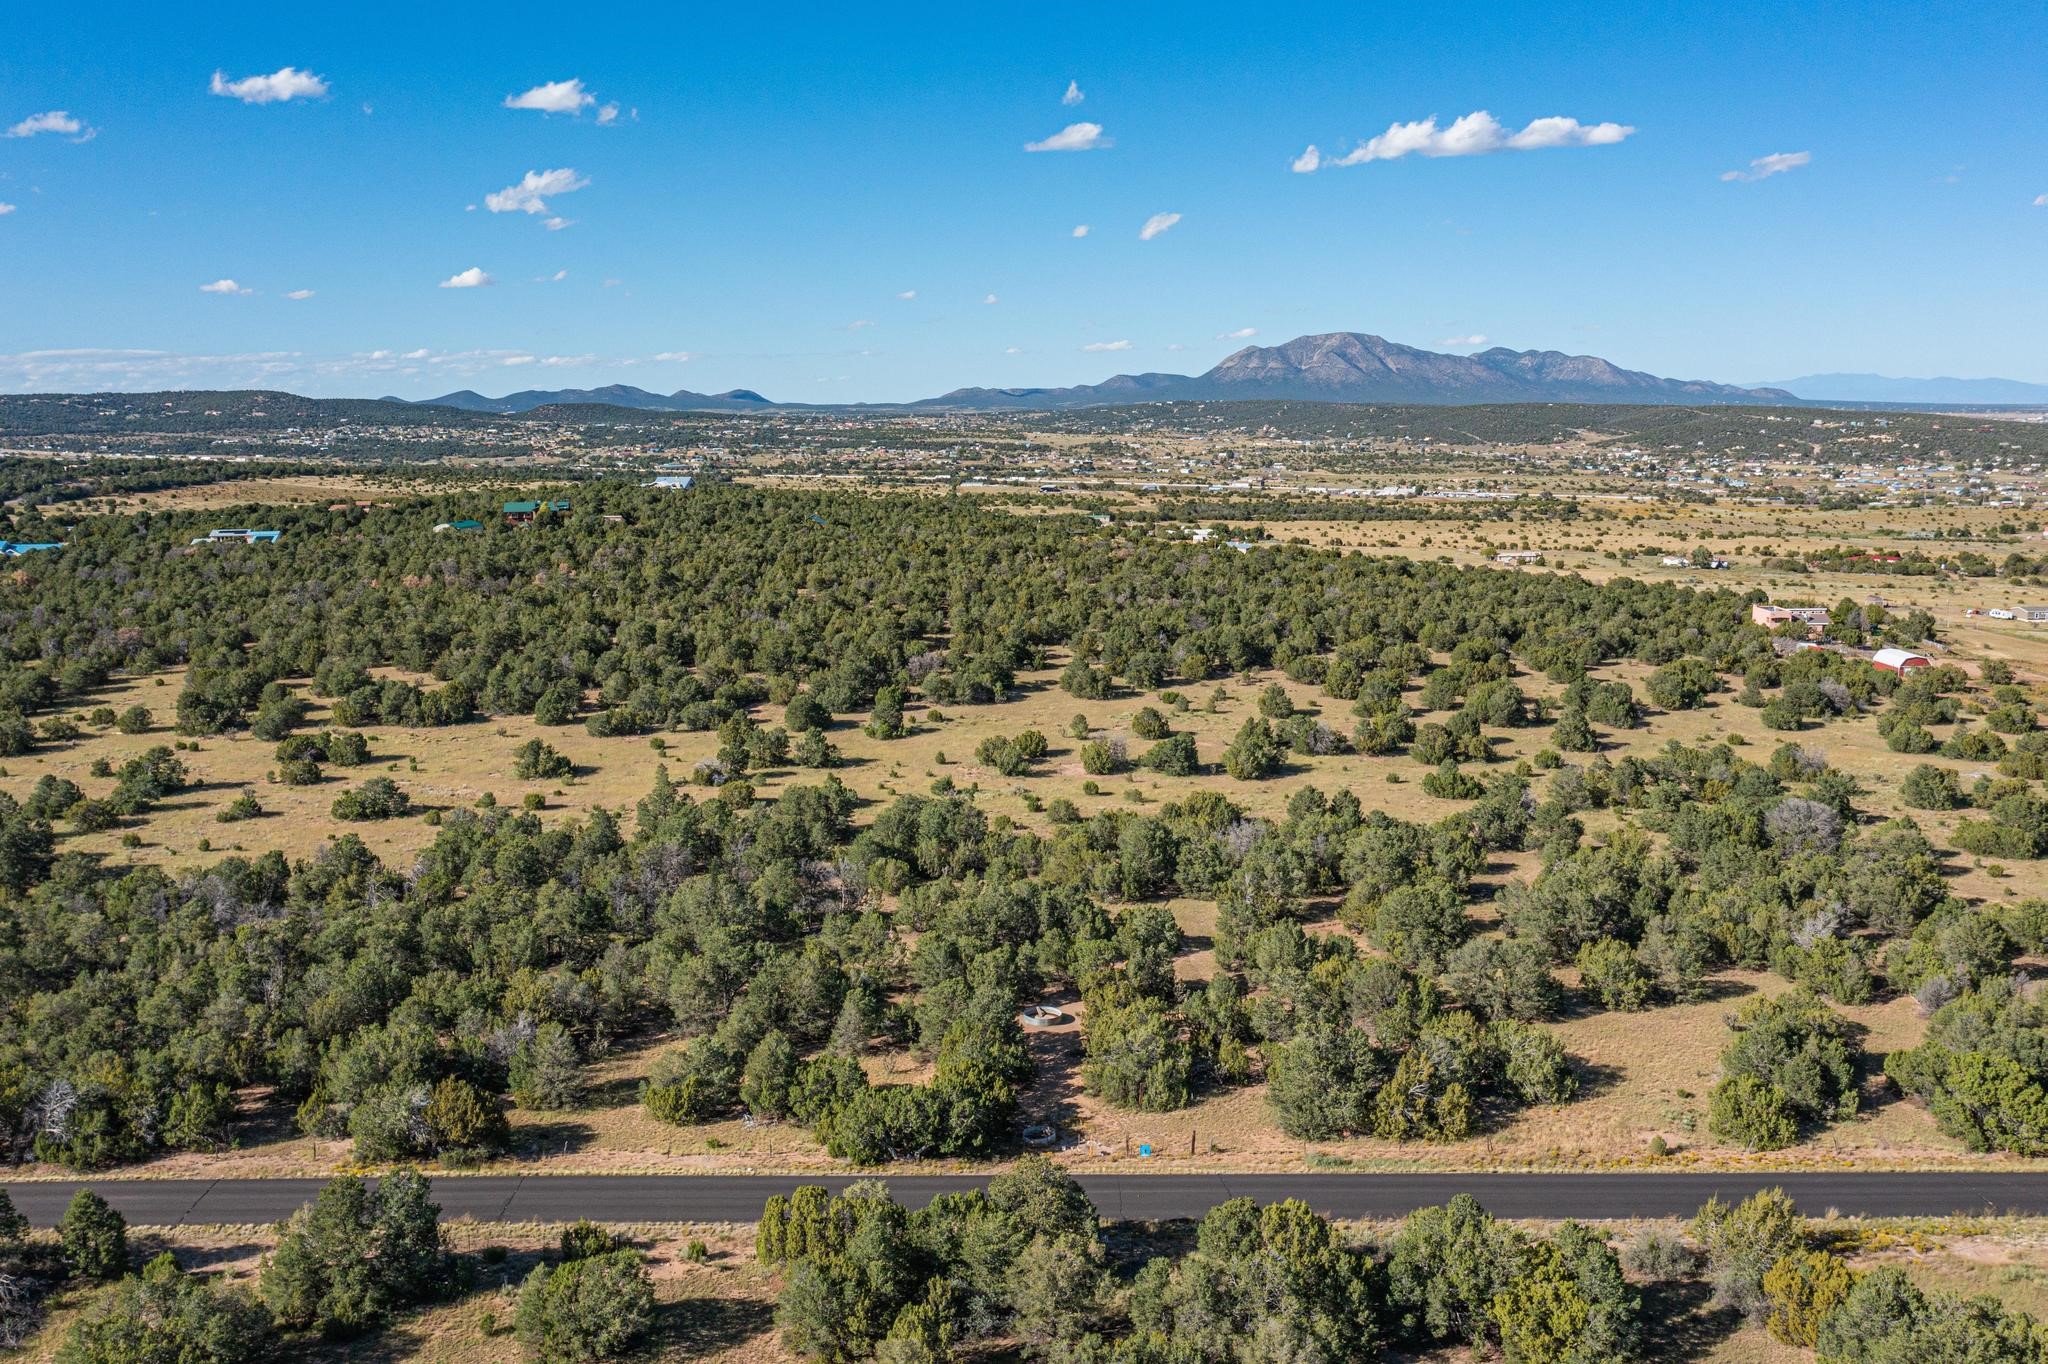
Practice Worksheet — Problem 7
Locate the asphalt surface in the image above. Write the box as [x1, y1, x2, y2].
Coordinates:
[4, 1171, 2046, 1227]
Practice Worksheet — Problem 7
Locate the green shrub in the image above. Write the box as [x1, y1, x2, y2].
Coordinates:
[558, 1221, 619, 1261]
[514, 1249, 655, 1363]
[56, 1253, 269, 1364]
[1708, 1075, 1798, 1151]
[58, 1190, 127, 1281]
[331, 776, 411, 821]
[513, 738, 574, 781]
[261, 1171, 456, 1336]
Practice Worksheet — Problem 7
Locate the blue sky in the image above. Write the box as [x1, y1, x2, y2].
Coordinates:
[2, 1, 2044, 400]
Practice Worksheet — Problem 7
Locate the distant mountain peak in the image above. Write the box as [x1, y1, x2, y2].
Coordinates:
[1185, 332, 1784, 407]
[409, 332, 1791, 414]
[1762, 373, 2048, 405]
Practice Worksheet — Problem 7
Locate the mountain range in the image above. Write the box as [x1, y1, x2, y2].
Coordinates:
[417, 383, 780, 415]
[1759, 373, 2048, 405]
[414, 333, 1793, 414]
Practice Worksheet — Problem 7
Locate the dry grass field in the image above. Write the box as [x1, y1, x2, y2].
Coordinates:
[58, 472, 499, 516]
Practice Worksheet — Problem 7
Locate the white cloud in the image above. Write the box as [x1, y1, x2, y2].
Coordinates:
[846, 319, 876, 330]
[1721, 150, 1811, 182]
[652, 351, 694, 362]
[1025, 121, 1109, 152]
[1138, 211, 1181, 240]
[6, 110, 94, 141]
[983, 293, 999, 305]
[897, 289, 917, 300]
[1218, 327, 1257, 340]
[2035, 193, 2048, 207]
[439, 267, 493, 289]
[543, 269, 568, 282]
[543, 216, 573, 231]
[1166, 343, 1187, 352]
[596, 102, 619, 125]
[1062, 80, 1084, 106]
[210, 66, 329, 104]
[541, 354, 596, 367]
[485, 167, 588, 215]
[1071, 224, 1089, 237]
[502, 354, 537, 366]
[504, 79, 595, 115]
[198, 278, 252, 295]
[0, 348, 295, 389]
[0, 204, 14, 216]
[1439, 334, 1489, 347]
[1083, 339, 1132, 352]
[0, 346, 603, 391]
[1004, 346, 1023, 354]
[1302, 111, 1634, 169]
[284, 289, 314, 300]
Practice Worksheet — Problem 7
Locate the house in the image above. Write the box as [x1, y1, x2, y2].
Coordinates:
[1706, 557, 1731, 570]
[650, 474, 694, 490]
[2021, 606, 2048, 623]
[1660, 555, 1690, 567]
[189, 528, 280, 545]
[0, 541, 62, 556]
[1751, 603, 1832, 630]
[433, 519, 484, 533]
[503, 500, 570, 524]
[1494, 550, 1543, 565]
[1871, 647, 1932, 675]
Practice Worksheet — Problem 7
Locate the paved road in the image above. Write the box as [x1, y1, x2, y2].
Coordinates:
[4, 1171, 2045, 1227]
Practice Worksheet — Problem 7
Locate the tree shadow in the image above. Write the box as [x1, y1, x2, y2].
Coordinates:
[510, 1118, 598, 1159]
[293, 1321, 431, 1364]
[1638, 1276, 1750, 1363]
[582, 1073, 644, 1111]
[231, 1087, 302, 1147]
[1853, 1065, 1905, 1117]
[1103, 1217, 1199, 1271]
[1691, 975, 1758, 1004]
[1570, 1058, 1628, 1101]
[646, 1293, 776, 1358]
[154, 785, 242, 812]
[137, 1235, 268, 1272]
